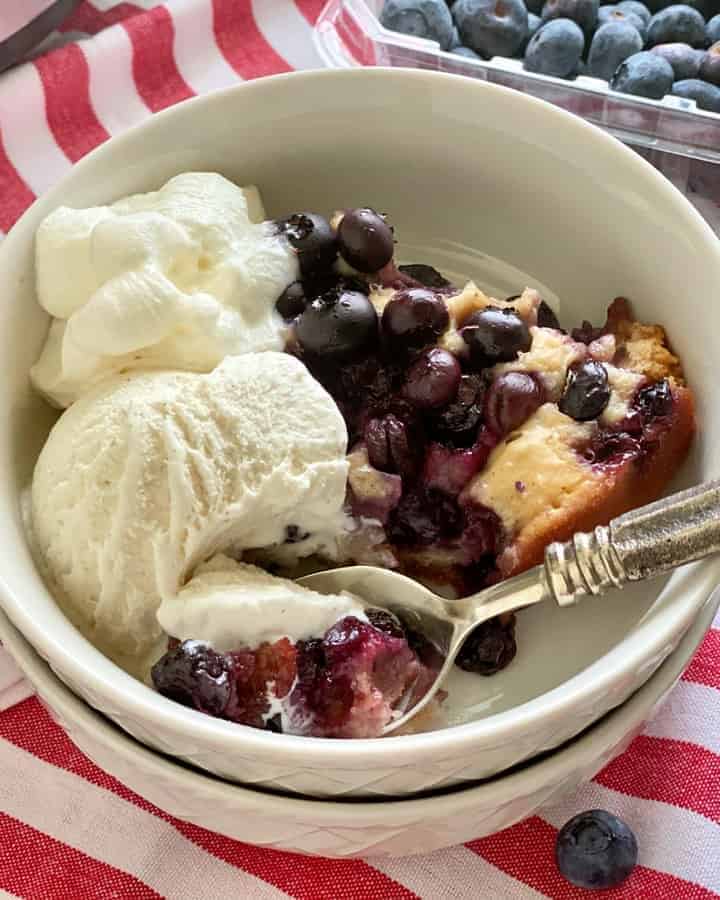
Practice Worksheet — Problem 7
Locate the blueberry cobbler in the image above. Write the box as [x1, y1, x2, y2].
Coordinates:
[28, 174, 694, 739]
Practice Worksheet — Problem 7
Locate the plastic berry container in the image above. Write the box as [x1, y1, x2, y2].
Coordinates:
[314, 0, 720, 233]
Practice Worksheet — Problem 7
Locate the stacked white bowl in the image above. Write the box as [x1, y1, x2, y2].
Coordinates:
[0, 69, 718, 854]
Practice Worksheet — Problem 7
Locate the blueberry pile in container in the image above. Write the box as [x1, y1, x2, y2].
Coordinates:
[380, 0, 720, 111]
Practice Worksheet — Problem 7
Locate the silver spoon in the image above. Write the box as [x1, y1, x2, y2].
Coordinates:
[298, 478, 720, 735]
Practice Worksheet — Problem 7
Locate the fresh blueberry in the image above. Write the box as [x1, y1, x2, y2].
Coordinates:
[451, 23, 462, 45]
[404, 348, 462, 409]
[338, 207, 394, 273]
[382, 287, 450, 351]
[524, 18, 585, 76]
[521, 12, 543, 49]
[617, 0, 651, 24]
[588, 22, 644, 80]
[610, 50, 674, 97]
[646, 4, 707, 47]
[380, 0, 456, 48]
[462, 307, 532, 364]
[650, 41, 705, 77]
[484, 371, 545, 435]
[452, 44, 484, 56]
[541, 0, 599, 32]
[276, 212, 337, 277]
[556, 810, 638, 889]
[672, 76, 720, 108]
[276, 281, 307, 320]
[454, 0, 529, 57]
[699, 40, 720, 83]
[597, 5, 647, 36]
[296, 288, 378, 359]
[708, 13, 720, 42]
[559, 360, 611, 420]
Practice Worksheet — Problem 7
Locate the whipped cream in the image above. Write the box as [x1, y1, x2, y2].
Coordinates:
[31, 173, 298, 407]
[31, 352, 348, 659]
[158, 555, 365, 650]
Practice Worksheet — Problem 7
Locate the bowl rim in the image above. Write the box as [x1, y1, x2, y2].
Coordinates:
[1, 590, 717, 819]
[2, 66, 720, 764]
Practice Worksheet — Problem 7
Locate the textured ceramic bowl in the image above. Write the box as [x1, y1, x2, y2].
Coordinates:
[0, 592, 716, 858]
[1, 68, 719, 798]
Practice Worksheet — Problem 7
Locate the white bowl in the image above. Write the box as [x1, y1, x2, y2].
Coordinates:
[1, 68, 719, 798]
[1, 590, 716, 858]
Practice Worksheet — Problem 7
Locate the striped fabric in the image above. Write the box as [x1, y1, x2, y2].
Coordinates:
[0, 2, 718, 897]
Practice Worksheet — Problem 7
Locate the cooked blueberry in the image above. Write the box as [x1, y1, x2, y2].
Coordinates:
[454, 0, 529, 57]
[650, 41, 705, 77]
[597, 4, 647, 35]
[380, 0, 456, 48]
[388, 488, 464, 544]
[524, 19, 585, 77]
[398, 263, 453, 289]
[635, 378, 673, 419]
[672, 77, 720, 108]
[452, 44, 484, 57]
[382, 287, 450, 351]
[296, 289, 378, 359]
[366, 607, 406, 639]
[151, 640, 232, 718]
[276, 212, 337, 276]
[646, 4, 707, 47]
[337, 207, 394, 274]
[571, 319, 604, 343]
[430, 373, 486, 445]
[560, 360, 610, 421]
[617, 0, 651, 23]
[708, 13, 720, 42]
[484, 371, 545, 435]
[541, 0, 599, 31]
[556, 810, 638, 889]
[276, 281, 307, 320]
[700, 41, 720, 83]
[461, 307, 532, 364]
[610, 51, 674, 97]
[365, 412, 424, 476]
[588, 21, 644, 80]
[537, 299, 561, 330]
[456, 614, 516, 674]
[404, 348, 462, 409]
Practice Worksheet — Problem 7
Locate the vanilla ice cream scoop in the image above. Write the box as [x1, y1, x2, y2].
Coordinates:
[31, 173, 299, 407]
[31, 353, 348, 659]
[158, 555, 366, 651]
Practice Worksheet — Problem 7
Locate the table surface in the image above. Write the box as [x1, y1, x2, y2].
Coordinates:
[0, 2, 718, 898]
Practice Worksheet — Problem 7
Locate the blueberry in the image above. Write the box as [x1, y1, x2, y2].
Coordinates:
[365, 413, 424, 476]
[537, 299, 562, 329]
[398, 263, 453, 289]
[456, 614, 516, 674]
[524, 19, 585, 77]
[404, 348, 462, 409]
[462, 307, 532, 364]
[597, 5, 647, 36]
[699, 40, 720, 83]
[672, 76, 720, 108]
[541, 0, 599, 32]
[521, 12, 543, 49]
[556, 810, 638, 889]
[484, 371, 545, 434]
[610, 50, 674, 97]
[380, 0, 456, 48]
[430, 373, 486, 445]
[276, 281, 307, 320]
[635, 378, 673, 419]
[617, 0, 651, 24]
[708, 13, 720, 42]
[151, 641, 232, 718]
[650, 41, 705, 77]
[646, 4, 707, 47]
[382, 287, 450, 351]
[454, 0, 529, 57]
[296, 288, 378, 359]
[365, 607, 406, 639]
[451, 23, 462, 45]
[338, 207, 394, 273]
[588, 22, 644, 80]
[559, 360, 610, 420]
[452, 44, 484, 56]
[276, 212, 337, 277]
[526, 0, 546, 14]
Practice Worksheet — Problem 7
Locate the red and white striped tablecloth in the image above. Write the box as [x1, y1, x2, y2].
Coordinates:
[0, 3, 718, 897]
